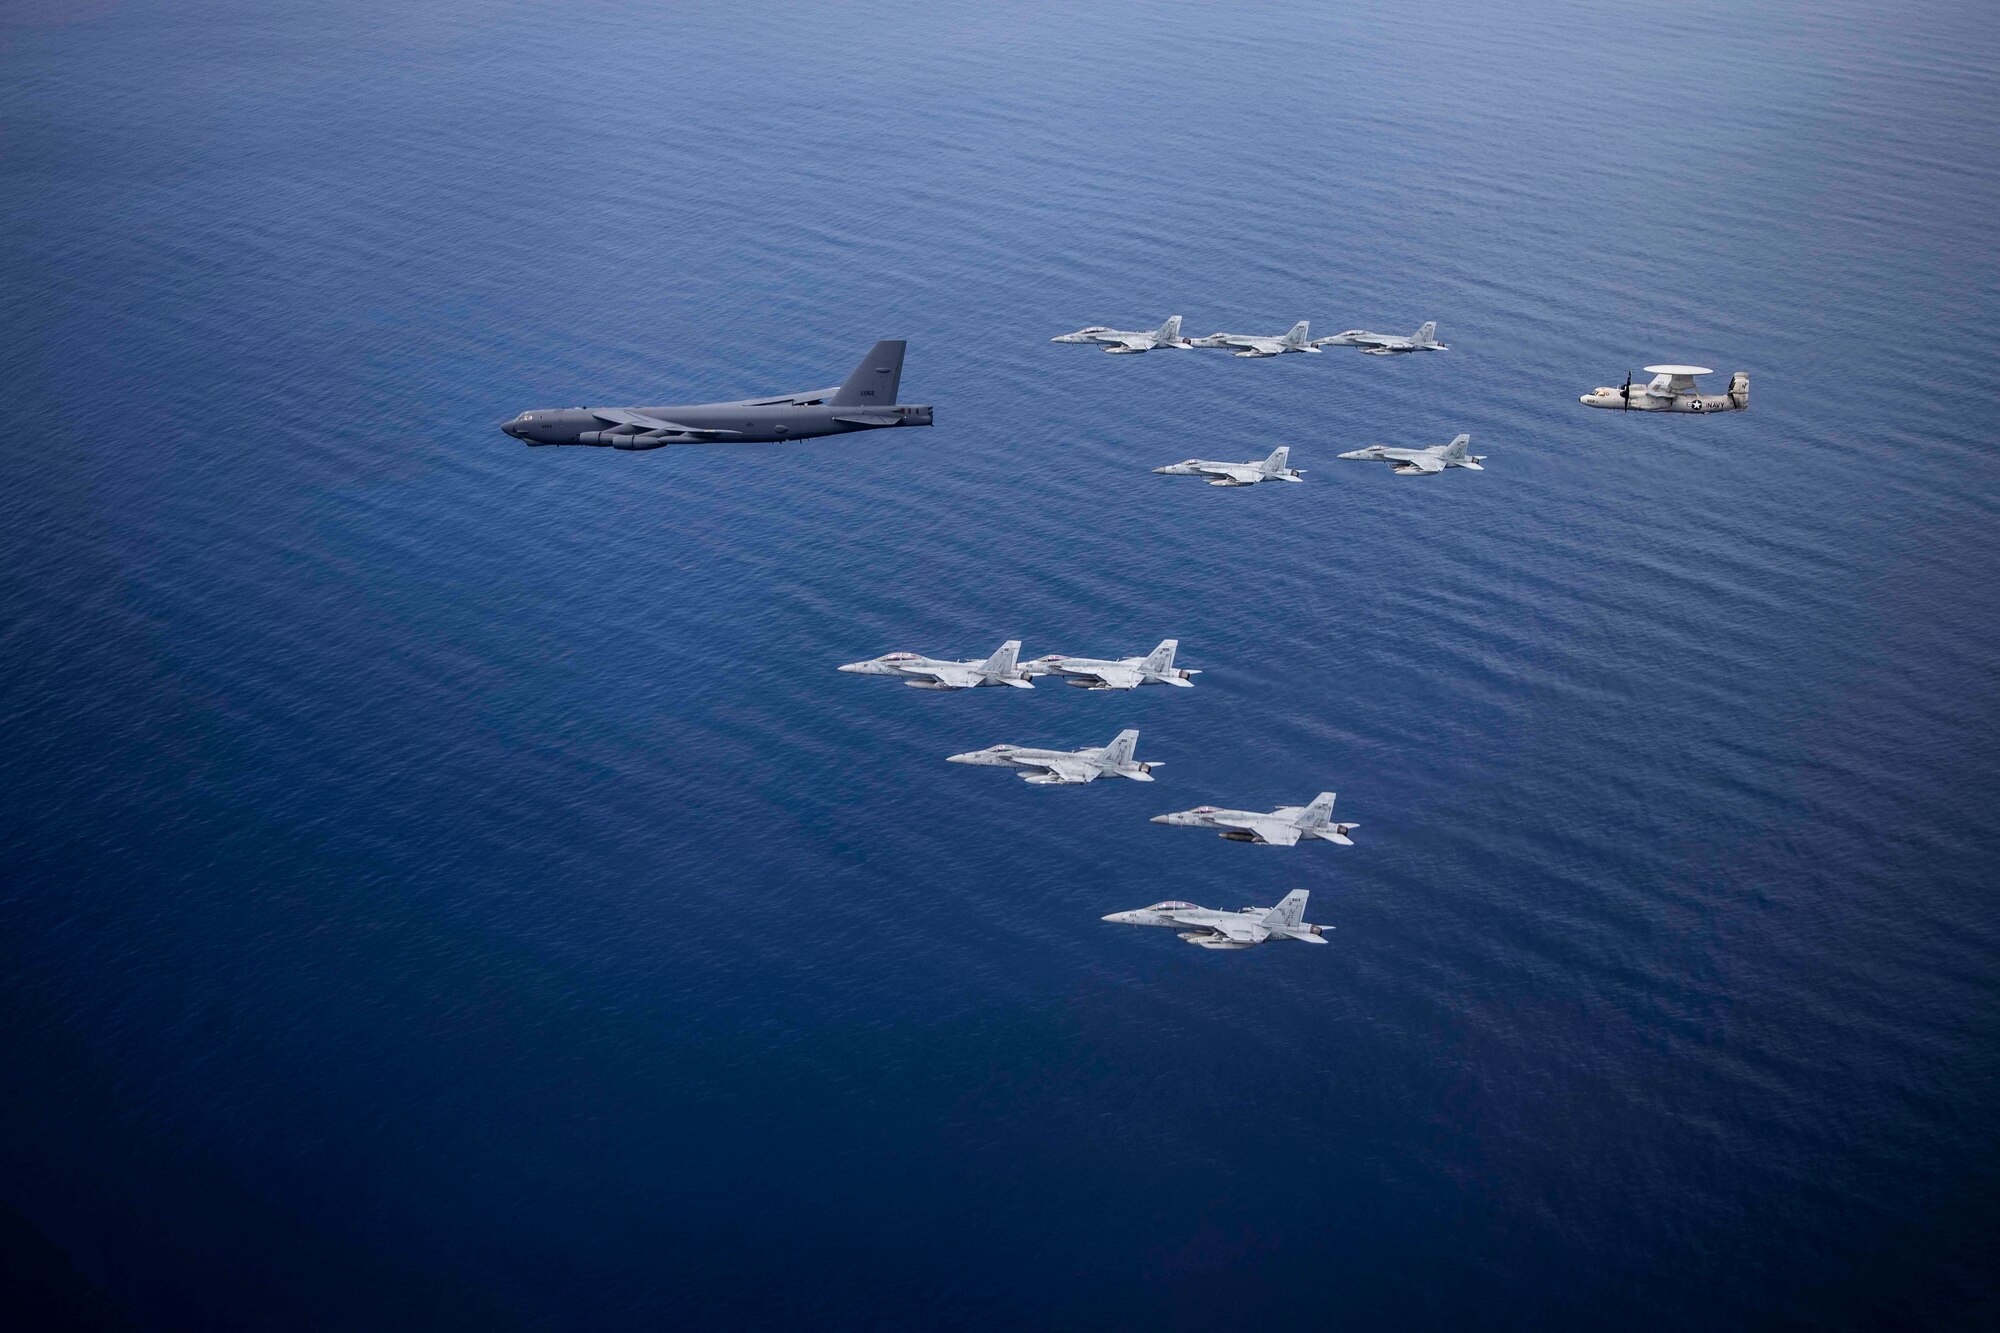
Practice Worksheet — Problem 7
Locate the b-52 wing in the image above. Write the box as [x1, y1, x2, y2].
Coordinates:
[589, 407, 742, 437]
[731, 386, 841, 407]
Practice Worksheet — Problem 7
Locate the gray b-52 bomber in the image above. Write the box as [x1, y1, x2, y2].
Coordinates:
[1151, 792, 1356, 847]
[1189, 321, 1318, 357]
[1313, 321, 1447, 355]
[1025, 640, 1197, 690]
[946, 729, 1158, 784]
[1153, 446, 1303, 487]
[1338, 433, 1485, 476]
[501, 340, 932, 448]
[838, 640, 1033, 690]
[1581, 365, 1749, 413]
[1050, 316, 1191, 354]
[1102, 888, 1329, 950]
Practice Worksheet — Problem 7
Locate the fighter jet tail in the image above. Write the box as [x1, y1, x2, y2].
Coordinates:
[1293, 792, 1337, 829]
[1416, 321, 1438, 345]
[1729, 371, 1749, 408]
[1282, 320, 1311, 349]
[832, 340, 906, 406]
[1260, 889, 1310, 929]
[980, 639, 1024, 680]
[1155, 315, 1183, 343]
[1140, 639, 1178, 674]
[1100, 729, 1140, 768]
[1262, 446, 1292, 475]
[1442, 433, 1472, 461]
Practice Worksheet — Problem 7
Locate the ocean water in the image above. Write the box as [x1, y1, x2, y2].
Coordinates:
[4, 0, 1998, 1327]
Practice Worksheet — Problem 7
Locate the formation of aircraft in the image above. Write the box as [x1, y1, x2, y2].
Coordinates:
[1314, 321, 1446, 355]
[839, 639, 1196, 691]
[1150, 792, 1356, 847]
[1190, 321, 1319, 357]
[1153, 446, 1303, 487]
[1102, 889, 1330, 949]
[501, 340, 931, 448]
[838, 640, 1033, 690]
[1581, 365, 1749, 412]
[1050, 316, 1191, 354]
[1338, 432, 1485, 476]
[946, 729, 1158, 784]
[504, 328, 1755, 958]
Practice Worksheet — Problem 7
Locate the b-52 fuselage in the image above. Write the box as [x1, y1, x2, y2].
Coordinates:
[502, 340, 932, 449]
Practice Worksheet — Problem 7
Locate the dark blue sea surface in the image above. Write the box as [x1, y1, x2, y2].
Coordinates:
[5, 1, 1999, 1328]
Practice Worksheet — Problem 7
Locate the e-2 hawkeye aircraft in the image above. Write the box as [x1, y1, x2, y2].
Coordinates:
[501, 340, 932, 448]
[1581, 365, 1748, 413]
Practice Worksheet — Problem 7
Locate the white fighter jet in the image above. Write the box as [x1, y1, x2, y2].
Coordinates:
[1337, 433, 1485, 476]
[1153, 446, 1303, 487]
[1024, 639, 1198, 690]
[1581, 365, 1749, 412]
[1102, 888, 1330, 950]
[1313, 320, 1447, 355]
[1050, 315, 1191, 354]
[1150, 792, 1356, 847]
[946, 729, 1158, 784]
[838, 640, 1034, 690]
[1189, 320, 1319, 357]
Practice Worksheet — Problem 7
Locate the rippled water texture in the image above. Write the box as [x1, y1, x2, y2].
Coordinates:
[4, 1, 1998, 1327]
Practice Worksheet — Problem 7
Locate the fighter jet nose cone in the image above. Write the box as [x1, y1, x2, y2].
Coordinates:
[1149, 815, 1171, 823]
[945, 752, 973, 764]
[836, 663, 864, 673]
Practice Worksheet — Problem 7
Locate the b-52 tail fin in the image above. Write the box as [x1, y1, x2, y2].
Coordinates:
[832, 339, 906, 406]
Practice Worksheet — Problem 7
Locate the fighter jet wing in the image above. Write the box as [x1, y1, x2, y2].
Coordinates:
[1209, 918, 1269, 944]
[590, 407, 741, 437]
[1039, 758, 1100, 783]
[911, 666, 981, 688]
[1397, 454, 1446, 474]
[1075, 666, 1144, 689]
[1252, 822, 1302, 847]
[1206, 466, 1265, 486]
